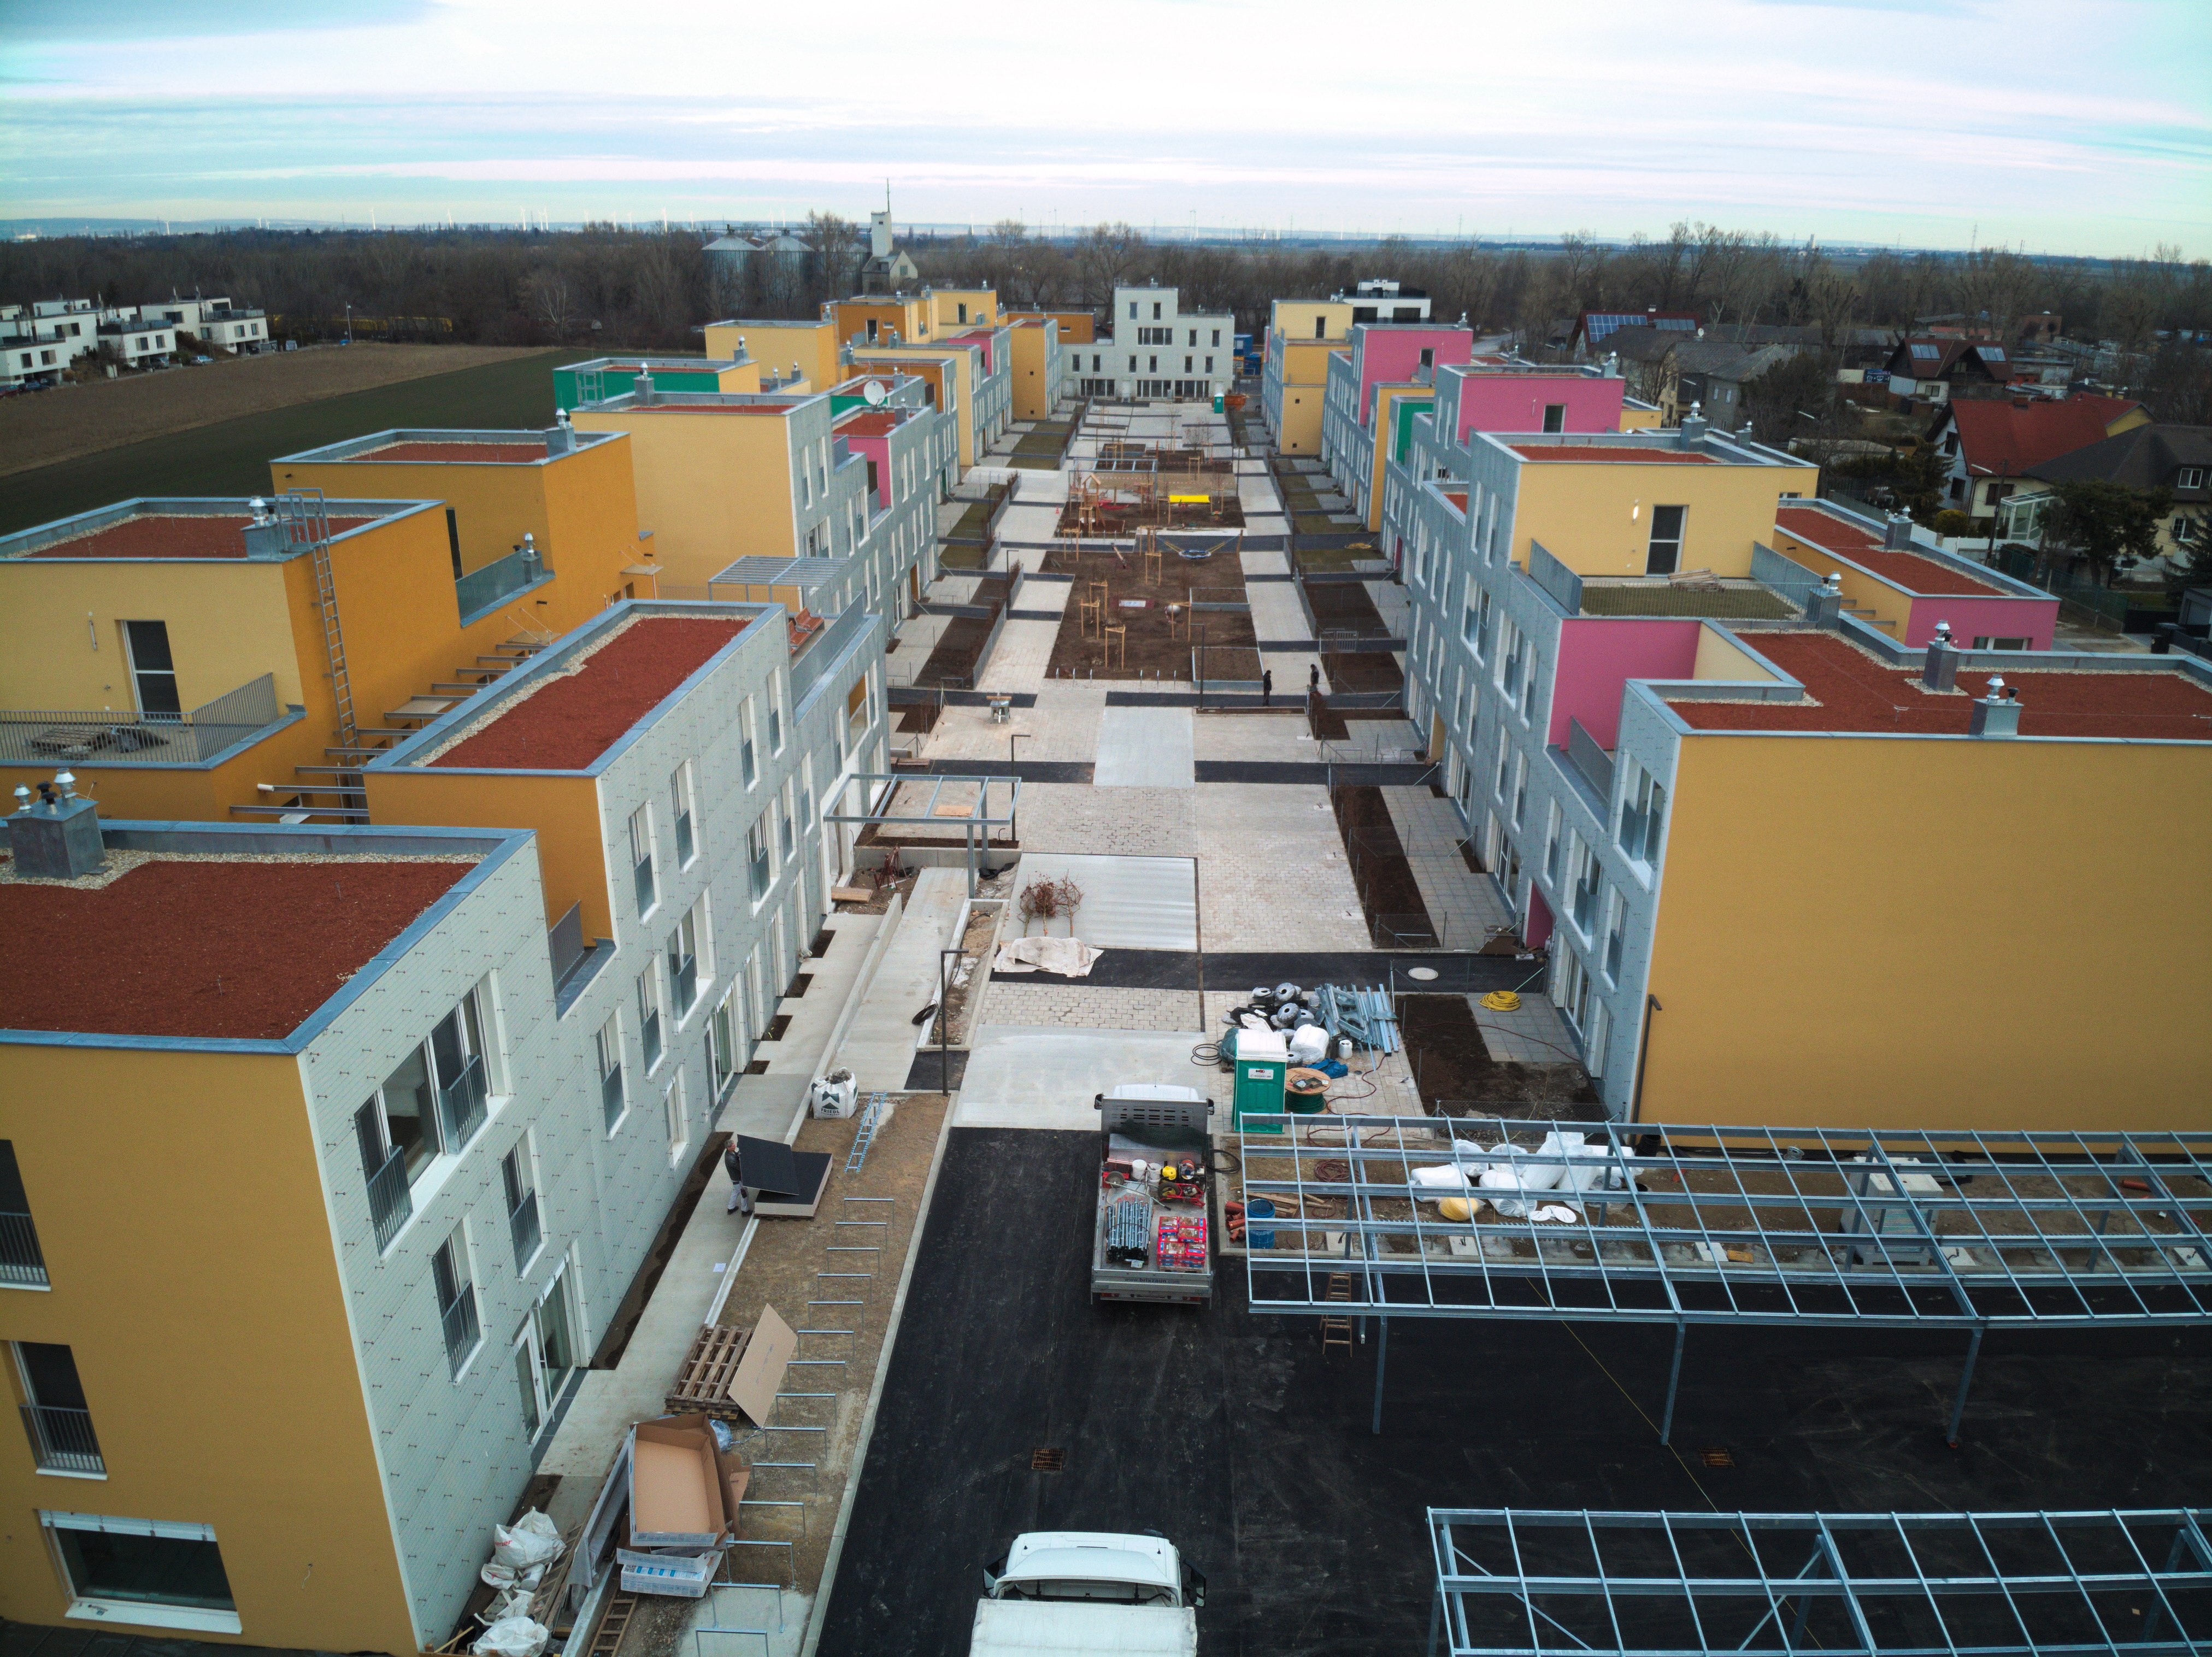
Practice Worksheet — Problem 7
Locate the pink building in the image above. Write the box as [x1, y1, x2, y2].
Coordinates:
[1348, 322, 1474, 421]
[1443, 363, 1629, 440]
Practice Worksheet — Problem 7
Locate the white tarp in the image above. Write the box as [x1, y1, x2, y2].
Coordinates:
[993, 936, 1104, 977]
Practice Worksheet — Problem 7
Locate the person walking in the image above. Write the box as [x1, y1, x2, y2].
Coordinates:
[1308, 663, 1321, 695]
[723, 1139, 754, 1217]
[1261, 667, 1273, 707]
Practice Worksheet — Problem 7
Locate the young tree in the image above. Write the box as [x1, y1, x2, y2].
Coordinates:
[1738, 350, 1840, 445]
[2042, 478, 2174, 586]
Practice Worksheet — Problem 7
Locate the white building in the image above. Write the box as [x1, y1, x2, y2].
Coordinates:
[1071, 284, 1235, 402]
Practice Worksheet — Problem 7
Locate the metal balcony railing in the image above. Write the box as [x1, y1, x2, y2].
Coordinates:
[455, 543, 550, 622]
[633, 854, 656, 915]
[0, 673, 283, 767]
[439, 1286, 480, 1377]
[790, 604, 872, 704]
[508, 1191, 541, 1274]
[437, 1055, 487, 1152]
[670, 952, 697, 1016]
[21, 1405, 103, 1474]
[365, 1146, 411, 1252]
[0, 1212, 48, 1286]
[1527, 540, 1583, 614]
[601, 1062, 625, 1129]
[1566, 717, 1616, 807]
[642, 1008, 662, 1071]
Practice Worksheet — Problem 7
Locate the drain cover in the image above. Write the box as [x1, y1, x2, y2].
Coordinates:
[1406, 967, 1439, 981]
[1698, 1448, 1736, 1467]
[1031, 1448, 1066, 1472]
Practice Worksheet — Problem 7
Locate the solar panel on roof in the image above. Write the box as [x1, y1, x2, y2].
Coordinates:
[1910, 343, 1941, 360]
[1979, 346, 2006, 361]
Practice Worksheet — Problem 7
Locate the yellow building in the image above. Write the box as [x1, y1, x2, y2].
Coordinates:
[926, 287, 997, 331]
[848, 342, 985, 468]
[0, 466, 638, 825]
[1008, 309, 1095, 344]
[1006, 316, 1063, 421]
[1262, 299, 1354, 455]
[829, 295, 933, 350]
[702, 318, 839, 390]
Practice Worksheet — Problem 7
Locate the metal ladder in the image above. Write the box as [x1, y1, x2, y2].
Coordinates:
[843, 1091, 889, 1173]
[281, 490, 355, 747]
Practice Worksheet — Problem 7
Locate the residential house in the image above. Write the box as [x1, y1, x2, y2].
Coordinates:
[701, 319, 838, 392]
[1336, 279, 1432, 323]
[93, 318, 178, 370]
[1884, 337, 2017, 411]
[1319, 322, 1476, 525]
[1260, 299, 1355, 455]
[1998, 423, 2212, 571]
[1927, 392, 2149, 524]
[856, 210, 920, 294]
[1087, 284, 1236, 404]
[1569, 309, 1698, 360]
[552, 354, 761, 412]
[1005, 315, 1067, 421]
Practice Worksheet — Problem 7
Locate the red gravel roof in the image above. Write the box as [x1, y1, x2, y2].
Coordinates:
[835, 409, 903, 436]
[1510, 444, 1716, 463]
[1668, 633, 2212, 740]
[1774, 507, 2002, 596]
[0, 858, 470, 1039]
[22, 514, 376, 559]
[433, 616, 749, 770]
[363, 440, 550, 463]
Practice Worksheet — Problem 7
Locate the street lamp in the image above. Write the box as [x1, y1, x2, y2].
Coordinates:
[344, 303, 352, 345]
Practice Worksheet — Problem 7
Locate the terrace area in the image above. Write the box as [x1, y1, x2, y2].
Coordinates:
[1, 502, 381, 560]
[0, 845, 474, 1040]
[275, 427, 622, 467]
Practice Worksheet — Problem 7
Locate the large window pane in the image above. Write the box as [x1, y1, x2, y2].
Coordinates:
[52, 1527, 233, 1612]
[379, 1048, 437, 1173]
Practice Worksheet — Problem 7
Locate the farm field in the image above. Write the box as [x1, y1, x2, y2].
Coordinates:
[0, 348, 595, 536]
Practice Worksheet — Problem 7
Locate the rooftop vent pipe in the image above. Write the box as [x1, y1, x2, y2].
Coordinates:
[1922, 621, 1959, 690]
[1969, 677, 2021, 738]
[1883, 512, 1913, 549]
[1678, 403, 1708, 450]
[1804, 573, 1844, 627]
[8, 772, 103, 879]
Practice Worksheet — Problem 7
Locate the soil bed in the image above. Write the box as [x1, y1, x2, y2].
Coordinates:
[1045, 548, 1255, 680]
[1330, 783, 1436, 947]
[1056, 493, 1245, 536]
[1399, 995, 1602, 1117]
[914, 569, 1015, 687]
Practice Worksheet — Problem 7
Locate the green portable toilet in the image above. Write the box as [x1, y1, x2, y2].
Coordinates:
[1231, 1028, 1289, 1132]
[1213, 393, 1226, 414]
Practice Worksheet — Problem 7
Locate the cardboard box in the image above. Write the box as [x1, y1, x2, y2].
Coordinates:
[627, 1413, 750, 1548]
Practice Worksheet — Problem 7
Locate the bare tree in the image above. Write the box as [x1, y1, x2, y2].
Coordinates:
[804, 211, 864, 302]
[1074, 222, 1145, 306]
[1951, 248, 2038, 342]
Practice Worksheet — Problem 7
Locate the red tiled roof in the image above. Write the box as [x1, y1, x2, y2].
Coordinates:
[1668, 633, 2212, 740]
[1510, 445, 1716, 464]
[432, 617, 748, 770]
[0, 859, 470, 1038]
[1946, 395, 2144, 477]
[366, 441, 548, 463]
[1774, 507, 2001, 596]
[24, 514, 375, 559]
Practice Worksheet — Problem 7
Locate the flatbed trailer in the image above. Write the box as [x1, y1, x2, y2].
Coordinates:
[1091, 1085, 1214, 1307]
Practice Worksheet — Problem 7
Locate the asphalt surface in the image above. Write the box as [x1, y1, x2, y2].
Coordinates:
[815, 1127, 2212, 1657]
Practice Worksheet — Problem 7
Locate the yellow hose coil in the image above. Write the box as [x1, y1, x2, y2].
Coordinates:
[1481, 990, 1522, 1012]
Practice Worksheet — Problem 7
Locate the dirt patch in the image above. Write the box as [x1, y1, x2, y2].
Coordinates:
[1329, 784, 1436, 948]
[1399, 995, 1602, 1117]
[1056, 489, 1245, 536]
[0, 344, 551, 477]
[1045, 547, 1256, 680]
[914, 568, 1015, 688]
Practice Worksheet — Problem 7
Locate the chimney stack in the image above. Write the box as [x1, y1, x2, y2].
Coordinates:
[1969, 677, 2021, 738]
[545, 410, 574, 455]
[240, 496, 285, 557]
[8, 773, 104, 879]
[1804, 572, 1845, 627]
[1678, 402, 1708, 450]
[633, 369, 655, 405]
[1883, 512, 1913, 550]
[1922, 621, 1959, 690]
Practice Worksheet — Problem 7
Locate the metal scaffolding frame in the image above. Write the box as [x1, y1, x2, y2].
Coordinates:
[823, 771, 1020, 897]
[1237, 1116, 2212, 1442]
[1426, 1507, 2212, 1656]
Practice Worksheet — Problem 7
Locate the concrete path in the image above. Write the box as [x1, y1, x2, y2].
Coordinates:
[836, 867, 969, 1093]
[954, 1024, 1221, 1130]
[1012, 851, 1198, 950]
[1382, 785, 1514, 955]
[1469, 989, 1580, 1065]
[1094, 703, 1195, 786]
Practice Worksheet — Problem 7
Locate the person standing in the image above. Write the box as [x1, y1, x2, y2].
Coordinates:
[1308, 663, 1321, 696]
[724, 1139, 754, 1216]
[1261, 667, 1273, 707]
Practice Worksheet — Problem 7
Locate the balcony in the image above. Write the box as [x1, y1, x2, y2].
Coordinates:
[0, 673, 285, 767]
[0, 1211, 48, 1287]
[439, 1285, 480, 1377]
[365, 1145, 411, 1252]
[1564, 717, 1616, 807]
[790, 604, 873, 706]
[21, 1405, 102, 1474]
[456, 541, 554, 625]
[437, 1054, 487, 1151]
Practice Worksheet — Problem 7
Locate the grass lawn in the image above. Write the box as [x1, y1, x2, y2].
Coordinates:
[0, 348, 595, 537]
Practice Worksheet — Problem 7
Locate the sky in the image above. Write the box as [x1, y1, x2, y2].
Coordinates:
[2, 0, 2207, 257]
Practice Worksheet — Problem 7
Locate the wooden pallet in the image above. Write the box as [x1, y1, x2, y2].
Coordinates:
[585, 1591, 636, 1657]
[664, 1322, 754, 1418]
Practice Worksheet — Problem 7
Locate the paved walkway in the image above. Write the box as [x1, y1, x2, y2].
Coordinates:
[954, 1024, 1220, 1130]
[1469, 989, 1580, 1065]
[836, 867, 969, 1092]
[1096, 703, 1196, 785]
[1381, 785, 1515, 954]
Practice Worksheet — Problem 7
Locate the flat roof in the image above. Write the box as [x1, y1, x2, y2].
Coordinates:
[360, 439, 550, 464]
[1510, 444, 1717, 464]
[9, 510, 377, 560]
[1775, 506, 2003, 596]
[430, 614, 749, 769]
[0, 854, 473, 1039]
[835, 409, 904, 437]
[1669, 632, 2212, 740]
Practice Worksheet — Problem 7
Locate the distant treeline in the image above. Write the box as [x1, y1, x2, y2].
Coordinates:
[4, 217, 2207, 370]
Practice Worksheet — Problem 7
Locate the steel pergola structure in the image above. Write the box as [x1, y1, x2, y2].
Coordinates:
[823, 772, 1020, 898]
[1426, 1507, 2212, 1657]
[1236, 1116, 2212, 1442]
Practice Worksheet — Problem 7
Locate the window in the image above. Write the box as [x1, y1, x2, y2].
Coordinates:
[1149, 356, 1157, 373]
[1972, 636, 2031, 651]
[1128, 301, 1138, 320]
[1543, 804, 1563, 885]
[597, 1013, 625, 1131]
[42, 1513, 236, 1630]
[1185, 356, 1193, 373]
[1498, 619, 1526, 704]
[121, 621, 180, 716]
[748, 813, 772, 900]
[1512, 752, 1528, 827]
[739, 696, 757, 787]
[432, 1228, 481, 1378]
[667, 907, 699, 1016]
[16, 1343, 101, 1473]
[0, 1142, 48, 1287]
[1315, 316, 1327, 339]
[501, 1142, 540, 1273]
[1128, 355, 1137, 372]
[1205, 356, 1213, 373]
[629, 804, 656, 914]
[664, 1071, 690, 1163]
[1556, 947, 1598, 1043]
[1543, 403, 1566, 433]
[767, 680, 785, 751]
[638, 966, 663, 1071]
[957, 302, 967, 324]
[1569, 835, 1599, 932]
[1212, 330, 1221, 348]
[1645, 506, 1685, 575]
[1604, 888, 1626, 980]
[1619, 761, 1667, 866]
[1520, 648, 1538, 721]
[1151, 302, 1161, 320]
[670, 766, 694, 866]
[778, 782, 795, 862]
[354, 985, 490, 1248]
[1419, 348, 1435, 369]
[709, 986, 743, 1100]
[2175, 467, 2204, 491]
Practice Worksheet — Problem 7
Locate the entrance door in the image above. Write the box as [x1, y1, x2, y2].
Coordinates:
[1645, 506, 1685, 575]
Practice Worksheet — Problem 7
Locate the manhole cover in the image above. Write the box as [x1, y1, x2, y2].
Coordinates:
[1031, 1448, 1066, 1472]
[1698, 1448, 1736, 1467]
[1406, 967, 1439, 981]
